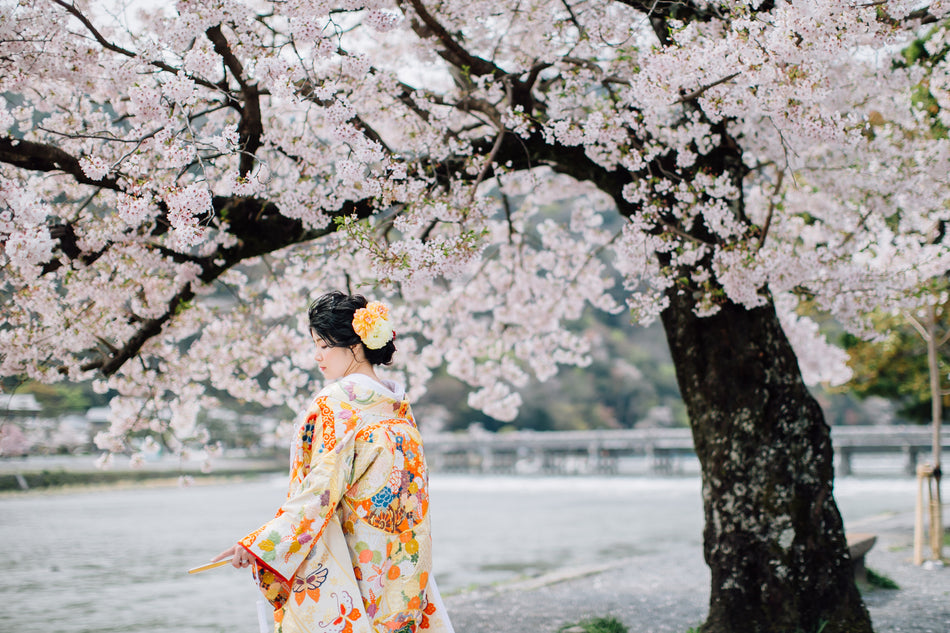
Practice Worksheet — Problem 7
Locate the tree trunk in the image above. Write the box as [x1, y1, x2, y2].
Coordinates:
[660, 291, 873, 633]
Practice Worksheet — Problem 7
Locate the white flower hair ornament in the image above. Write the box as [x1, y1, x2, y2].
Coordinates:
[352, 301, 395, 349]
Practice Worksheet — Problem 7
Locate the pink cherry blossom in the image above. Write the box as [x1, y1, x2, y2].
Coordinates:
[0, 0, 947, 464]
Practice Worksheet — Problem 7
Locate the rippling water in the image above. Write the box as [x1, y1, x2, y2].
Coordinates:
[0, 472, 918, 633]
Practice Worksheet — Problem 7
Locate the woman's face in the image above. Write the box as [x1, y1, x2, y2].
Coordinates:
[311, 331, 355, 380]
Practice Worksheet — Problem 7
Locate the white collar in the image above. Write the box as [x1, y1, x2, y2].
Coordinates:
[342, 373, 406, 400]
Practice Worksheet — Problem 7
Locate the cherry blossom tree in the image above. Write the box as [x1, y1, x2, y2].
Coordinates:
[3, 1, 950, 631]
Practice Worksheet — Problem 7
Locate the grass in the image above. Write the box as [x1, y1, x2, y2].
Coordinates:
[558, 616, 628, 633]
[866, 567, 900, 590]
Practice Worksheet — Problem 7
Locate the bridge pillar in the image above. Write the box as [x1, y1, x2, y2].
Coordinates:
[593, 448, 618, 474]
[587, 442, 602, 473]
[837, 448, 852, 477]
[647, 444, 673, 475]
[904, 446, 919, 477]
[478, 446, 493, 473]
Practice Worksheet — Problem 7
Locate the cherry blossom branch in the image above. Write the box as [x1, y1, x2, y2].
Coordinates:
[41, 222, 92, 272]
[560, 0, 589, 40]
[674, 72, 742, 104]
[295, 79, 394, 154]
[483, 131, 639, 218]
[88, 283, 197, 376]
[615, 0, 761, 47]
[839, 208, 874, 248]
[49, 0, 220, 93]
[33, 125, 152, 144]
[143, 243, 207, 267]
[500, 191, 516, 244]
[470, 129, 506, 202]
[395, 82, 434, 123]
[560, 57, 631, 85]
[757, 169, 784, 250]
[904, 309, 931, 342]
[522, 62, 555, 94]
[658, 216, 716, 247]
[863, 2, 940, 25]
[905, 7, 940, 24]
[397, 2, 550, 133]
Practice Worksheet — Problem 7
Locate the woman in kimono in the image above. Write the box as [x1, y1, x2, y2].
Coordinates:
[213, 291, 453, 633]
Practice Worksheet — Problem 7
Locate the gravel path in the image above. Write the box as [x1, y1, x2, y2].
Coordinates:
[443, 509, 949, 633]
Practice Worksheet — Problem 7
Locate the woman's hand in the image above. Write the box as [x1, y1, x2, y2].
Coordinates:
[211, 543, 256, 569]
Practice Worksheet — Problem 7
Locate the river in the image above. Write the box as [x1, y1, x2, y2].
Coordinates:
[0, 472, 919, 633]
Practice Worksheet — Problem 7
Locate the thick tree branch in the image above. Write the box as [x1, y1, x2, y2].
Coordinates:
[560, 57, 630, 86]
[397, 2, 543, 116]
[522, 62, 553, 92]
[205, 25, 250, 91]
[69, 194, 380, 377]
[614, 0, 774, 46]
[97, 284, 195, 375]
[205, 25, 262, 176]
[613, 0, 746, 23]
[400, 0, 503, 78]
[40, 222, 111, 275]
[0, 136, 120, 190]
[453, 95, 503, 127]
[395, 82, 434, 123]
[476, 128, 639, 217]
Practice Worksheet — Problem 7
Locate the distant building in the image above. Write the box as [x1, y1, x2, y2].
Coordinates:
[1, 394, 42, 415]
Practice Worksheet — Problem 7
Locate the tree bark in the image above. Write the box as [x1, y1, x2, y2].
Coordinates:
[660, 291, 872, 633]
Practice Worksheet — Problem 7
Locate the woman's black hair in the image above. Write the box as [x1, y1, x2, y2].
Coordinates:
[308, 291, 396, 366]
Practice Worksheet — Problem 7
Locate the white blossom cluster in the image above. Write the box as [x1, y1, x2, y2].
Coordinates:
[2, 0, 950, 458]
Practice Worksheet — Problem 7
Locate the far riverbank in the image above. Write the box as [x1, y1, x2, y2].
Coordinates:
[0, 453, 285, 491]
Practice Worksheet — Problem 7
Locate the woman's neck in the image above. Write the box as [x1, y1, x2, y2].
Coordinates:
[343, 362, 380, 383]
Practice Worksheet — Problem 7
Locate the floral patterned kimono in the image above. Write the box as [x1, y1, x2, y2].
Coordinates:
[240, 374, 454, 633]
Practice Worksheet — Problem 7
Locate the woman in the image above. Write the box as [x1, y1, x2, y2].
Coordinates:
[213, 291, 453, 633]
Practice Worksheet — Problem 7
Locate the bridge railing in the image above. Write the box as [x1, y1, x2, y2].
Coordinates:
[422, 425, 949, 476]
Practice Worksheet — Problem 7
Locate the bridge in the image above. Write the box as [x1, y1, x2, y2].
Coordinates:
[423, 425, 949, 476]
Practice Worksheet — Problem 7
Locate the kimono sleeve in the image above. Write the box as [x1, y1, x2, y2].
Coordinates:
[239, 395, 358, 589]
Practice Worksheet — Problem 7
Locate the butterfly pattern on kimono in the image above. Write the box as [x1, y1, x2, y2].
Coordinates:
[318, 591, 362, 633]
[292, 563, 329, 606]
